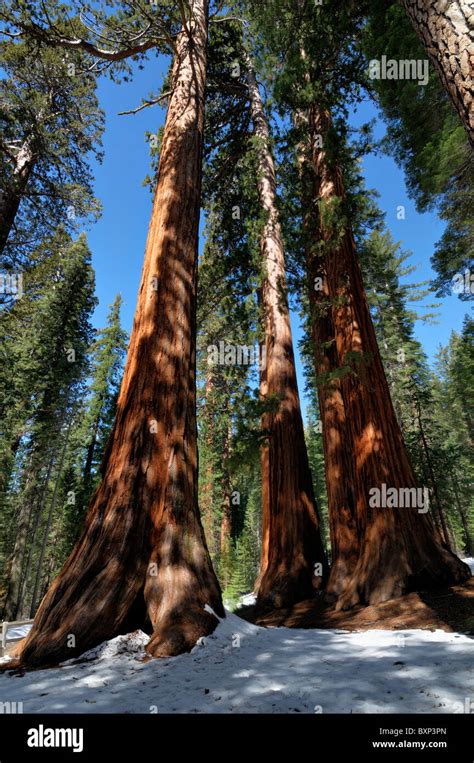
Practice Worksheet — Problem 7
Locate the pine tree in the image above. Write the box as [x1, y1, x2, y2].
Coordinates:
[72, 294, 128, 530]
[1, 231, 96, 619]
[0, 35, 103, 269]
[196, 218, 258, 580]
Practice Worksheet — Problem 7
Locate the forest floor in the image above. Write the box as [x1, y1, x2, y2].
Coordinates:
[0, 559, 472, 715]
[239, 570, 474, 635]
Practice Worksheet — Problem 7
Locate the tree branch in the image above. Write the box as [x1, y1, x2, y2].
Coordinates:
[0, 16, 172, 61]
[210, 16, 247, 25]
[118, 90, 173, 115]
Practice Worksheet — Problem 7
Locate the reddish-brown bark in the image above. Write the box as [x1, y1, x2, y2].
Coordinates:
[308, 106, 471, 608]
[306, 257, 360, 599]
[401, 0, 473, 146]
[246, 57, 328, 610]
[254, 343, 270, 592]
[200, 369, 216, 555]
[18, 0, 224, 670]
[298, 115, 360, 599]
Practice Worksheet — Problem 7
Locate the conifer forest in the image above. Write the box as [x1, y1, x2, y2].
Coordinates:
[0, 0, 473, 749]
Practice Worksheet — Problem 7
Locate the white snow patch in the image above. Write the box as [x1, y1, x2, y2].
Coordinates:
[61, 630, 150, 665]
[239, 593, 257, 607]
[0, 610, 472, 714]
[0, 560, 472, 713]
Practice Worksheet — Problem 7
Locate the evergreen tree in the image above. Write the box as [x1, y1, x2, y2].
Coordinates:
[75, 296, 127, 523]
[362, 0, 473, 298]
[0, 35, 103, 270]
[1, 231, 96, 619]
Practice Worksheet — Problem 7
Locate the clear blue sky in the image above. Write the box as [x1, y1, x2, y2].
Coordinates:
[84, 57, 470, 418]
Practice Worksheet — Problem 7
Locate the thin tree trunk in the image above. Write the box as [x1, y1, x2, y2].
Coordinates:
[401, 0, 473, 145]
[19, 0, 224, 670]
[451, 476, 473, 556]
[308, 105, 470, 608]
[0, 137, 36, 254]
[15, 450, 56, 619]
[30, 417, 73, 617]
[2, 448, 54, 620]
[412, 390, 452, 549]
[220, 420, 233, 554]
[82, 415, 101, 490]
[246, 55, 328, 610]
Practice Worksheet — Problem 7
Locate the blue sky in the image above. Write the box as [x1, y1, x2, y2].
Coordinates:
[84, 57, 469, 417]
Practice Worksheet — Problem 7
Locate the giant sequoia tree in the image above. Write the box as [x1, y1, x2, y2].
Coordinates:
[200, 19, 328, 607]
[1, 0, 472, 674]
[248, 0, 470, 606]
[245, 52, 328, 608]
[10, 0, 225, 670]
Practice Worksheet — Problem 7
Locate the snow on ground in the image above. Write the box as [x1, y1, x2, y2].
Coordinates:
[0, 559, 471, 714]
[0, 611, 472, 714]
[465, 557, 474, 574]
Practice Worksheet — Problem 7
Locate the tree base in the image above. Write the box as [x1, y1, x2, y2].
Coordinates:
[335, 546, 471, 611]
[146, 605, 220, 657]
[256, 561, 325, 612]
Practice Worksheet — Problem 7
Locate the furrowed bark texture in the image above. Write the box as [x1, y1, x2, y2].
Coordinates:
[247, 58, 328, 611]
[19, 0, 224, 669]
[401, 0, 474, 145]
[254, 339, 270, 592]
[310, 105, 470, 608]
[298, 113, 360, 600]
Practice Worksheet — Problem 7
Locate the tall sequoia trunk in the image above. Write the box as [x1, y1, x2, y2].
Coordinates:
[298, 112, 360, 599]
[200, 368, 216, 554]
[0, 137, 36, 255]
[309, 105, 470, 609]
[19, 0, 224, 670]
[401, 0, 473, 146]
[246, 57, 328, 610]
[254, 335, 270, 592]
